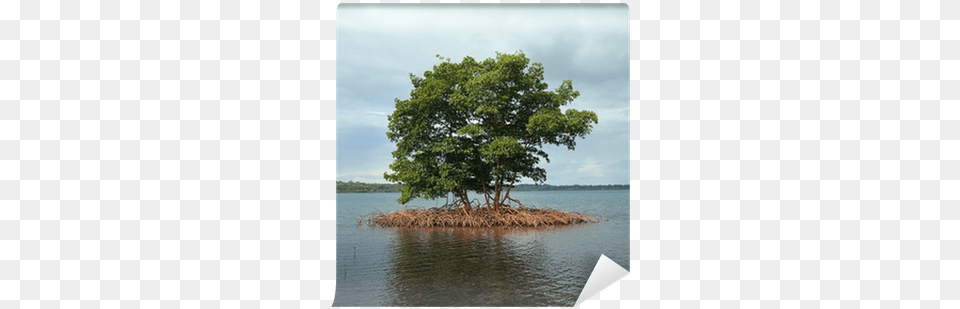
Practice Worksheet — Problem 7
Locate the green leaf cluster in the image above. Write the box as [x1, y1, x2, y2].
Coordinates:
[384, 51, 598, 206]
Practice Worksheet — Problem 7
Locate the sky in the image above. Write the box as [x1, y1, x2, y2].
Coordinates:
[336, 4, 629, 186]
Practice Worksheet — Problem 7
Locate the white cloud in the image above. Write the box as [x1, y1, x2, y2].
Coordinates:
[338, 4, 627, 40]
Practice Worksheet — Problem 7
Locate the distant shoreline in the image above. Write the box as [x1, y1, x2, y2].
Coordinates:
[336, 181, 628, 193]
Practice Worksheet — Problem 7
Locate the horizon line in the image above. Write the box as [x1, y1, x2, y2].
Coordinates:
[337, 180, 629, 186]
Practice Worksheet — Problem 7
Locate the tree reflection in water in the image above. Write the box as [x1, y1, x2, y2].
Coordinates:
[386, 226, 582, 306]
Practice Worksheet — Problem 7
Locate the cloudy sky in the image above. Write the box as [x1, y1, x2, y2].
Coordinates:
[336, 4, 629, 185]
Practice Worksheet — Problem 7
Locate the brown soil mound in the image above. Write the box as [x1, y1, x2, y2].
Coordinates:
[358, 206, 605, 228]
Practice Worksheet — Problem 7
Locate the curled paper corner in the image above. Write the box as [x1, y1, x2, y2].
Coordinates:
[575, 254, 630, 306]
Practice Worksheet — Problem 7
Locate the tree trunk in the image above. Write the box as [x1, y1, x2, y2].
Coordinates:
[460, 189, 471, 210]
[492, 160, 501, 210]
[482, 183, 490, 208]
[500, 174, 516, 207]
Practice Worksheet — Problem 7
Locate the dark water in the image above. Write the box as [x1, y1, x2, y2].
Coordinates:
[333, 190, 629, 307]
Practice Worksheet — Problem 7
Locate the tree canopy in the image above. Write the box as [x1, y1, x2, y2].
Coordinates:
[384, 51, 598, 210]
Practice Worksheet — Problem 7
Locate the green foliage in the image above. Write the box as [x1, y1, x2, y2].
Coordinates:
[336, 181, 627, 193]
[384, 51, 598, 206]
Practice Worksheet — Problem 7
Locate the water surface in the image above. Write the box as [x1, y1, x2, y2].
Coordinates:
[334, 190, 629, 307]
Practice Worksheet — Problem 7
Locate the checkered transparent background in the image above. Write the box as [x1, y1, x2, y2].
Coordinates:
[622, 0, 959, 308]
[3, 0, 958, 308]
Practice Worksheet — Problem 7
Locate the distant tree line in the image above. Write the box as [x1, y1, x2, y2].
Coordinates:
[336, 181, 627, 193]
[510, 184, 629, 191]
[336, 181, 401, 193]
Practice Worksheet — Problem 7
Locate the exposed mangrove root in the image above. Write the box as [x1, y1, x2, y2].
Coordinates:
[505, 196, 526, 210]
[357, 204, 606, 228]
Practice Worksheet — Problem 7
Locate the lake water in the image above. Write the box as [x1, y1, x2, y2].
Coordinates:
[333, 190, 630, 307]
